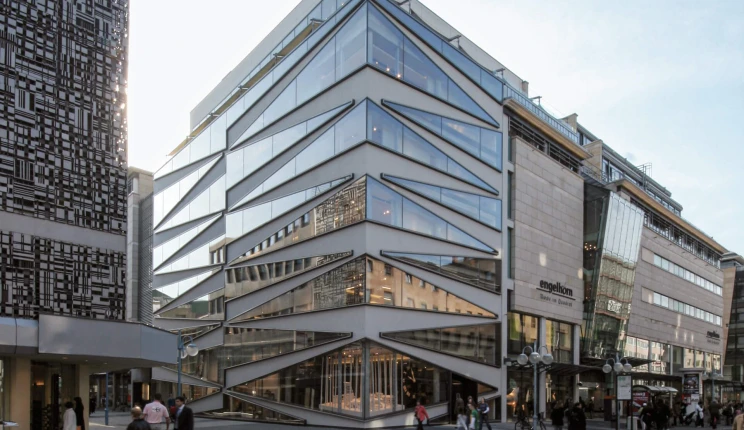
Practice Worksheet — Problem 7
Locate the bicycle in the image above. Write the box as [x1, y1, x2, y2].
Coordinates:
[514, 412, 547, 430]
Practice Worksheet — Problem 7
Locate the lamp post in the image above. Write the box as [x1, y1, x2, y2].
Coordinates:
[177, 329, 199, 397]
[602, 355, 633, 430]
[702, 371, 722, 403]
[517, 342, 554, 425]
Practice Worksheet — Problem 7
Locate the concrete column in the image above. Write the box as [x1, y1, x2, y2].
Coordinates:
[539, 318, 547, 417]
[9, 357, 31, 430]
[573, 324, 581, 401]
[77, 364, 91, 430]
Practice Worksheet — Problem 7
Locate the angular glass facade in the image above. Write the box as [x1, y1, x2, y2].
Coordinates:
[201, 395, 304, 423]
[581, 187, 644, 359]
[383, 174, 502, 230]
[231, 340, 452, 418]
[232, 255, 495, 322]
[153, 156, 221, 228]
[381, 252, 500, 292]
[381, 323, 500, 365]
[383, 101, 503, 171]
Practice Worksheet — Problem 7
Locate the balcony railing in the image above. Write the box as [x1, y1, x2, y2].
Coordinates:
[504, 84, 580, 145]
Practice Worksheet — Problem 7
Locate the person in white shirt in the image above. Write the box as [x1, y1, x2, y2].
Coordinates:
[142, 393, 171, 430]
[63, 401, 77, 430]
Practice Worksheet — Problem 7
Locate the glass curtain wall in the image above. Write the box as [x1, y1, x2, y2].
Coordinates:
[380, 323, 500, 365]
[506, 312, 539, 420]
[581, 188, 644, 360]
[231, 340, 450, 419]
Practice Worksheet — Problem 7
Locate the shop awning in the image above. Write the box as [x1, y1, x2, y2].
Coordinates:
[633, 385, 679, 394]
[581, 356, 654, 368]
[627, 372, 682, 383]
[547, 363, 601, 377]
[721, 382, 744, 392]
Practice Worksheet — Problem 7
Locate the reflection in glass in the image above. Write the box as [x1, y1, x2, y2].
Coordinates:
[649, 341, 669, 374]
[155, 290, 224, 320]
[366, 6, 496, 126]
[234, 178, 366, 265]
[228, 102, 352, 188]
[233, 255, 494, 322]
[384, 101, 503, 171]
[156, 175, 226, 233]
[506, 312, 539, 356]
[153, 215, 221, 269]
[384, 175, 502, 230]
[225, 252, 353, 300]
[231, 340, 450, 418]
[153, 269, 220, 313]
[227, 176, 352, 243]
[381, 323, 500, 365]
[154, 235, 226, 275]
[232, 103, 367, 209]
[166, 329, 350, 386]
[381, 252, 500, 292]
[367, 178, 493, 252]
[545, 320, 573, 364]
[151, 380, 218, 404]
[373, 0, 504, 103]
[201, 395, 303, 422]
[366, 102, 495, 193]
[153, 156, 221, 228]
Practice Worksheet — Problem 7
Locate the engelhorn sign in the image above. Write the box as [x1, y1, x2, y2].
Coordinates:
[539, 280, 573, 298]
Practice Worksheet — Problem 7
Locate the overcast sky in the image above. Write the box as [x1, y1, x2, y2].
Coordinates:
[128, 0, 744, 254]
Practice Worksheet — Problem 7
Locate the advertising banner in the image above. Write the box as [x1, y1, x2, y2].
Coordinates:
[683, 374, 700, 394]
[618, 375, 632, 400]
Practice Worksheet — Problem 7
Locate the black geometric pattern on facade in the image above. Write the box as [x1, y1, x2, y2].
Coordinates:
[0, 0, 128, 235]
[0, 230, 125, 320]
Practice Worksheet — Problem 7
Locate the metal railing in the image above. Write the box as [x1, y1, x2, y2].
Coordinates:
[503, 84, 580, 144]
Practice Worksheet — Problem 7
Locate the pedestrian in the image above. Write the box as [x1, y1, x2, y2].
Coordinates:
[127, 406, 152, 430]
[74, 396, 86, 430]
[469, 404, 479, 430]
[143, 393, 171, 430]
[174, 396, 194, 430]
[694, 401, 704, 427]
[734, 408, 744, 430]
[550, 401, 564, 430]
[467, 395, 475, 427]
[63, 401, 77, 430]
[414, 399, 429, 430]
[455, 393, 468, 430]
[478, 398, 493, 430]
[709, 399, 720, 429]
[655, 399, 669, 430]
[673, 401, 682, 426]
[586, 398, 594, 419]
[90, 395, 97, 414]
[571, 402, 586, 430]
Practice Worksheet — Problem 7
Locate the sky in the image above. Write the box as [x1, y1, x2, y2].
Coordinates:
[128, 0, 744, 254]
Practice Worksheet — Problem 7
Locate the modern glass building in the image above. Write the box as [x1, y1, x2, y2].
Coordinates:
[150, 0, 734, 426]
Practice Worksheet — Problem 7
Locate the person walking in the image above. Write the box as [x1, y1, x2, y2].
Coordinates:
[63, 401, 77, 430]
[709, 399, 720, 429]
[478, 398, 492, 430]
[143, 393, 171, 430]
[74, 396, 86, 430]
[455, 393, 468, 430]
[174, 396, 194, 430]
[655, 399, 669, 430]
[550, 401, 565, 430]
[571, 402, 587, 430]
[733, 408, 744, 430]
[414, 399, 429, 430]
[127, 407, 152, 430]
[694, 401, 705, 428]
[469, 404, 479, 430]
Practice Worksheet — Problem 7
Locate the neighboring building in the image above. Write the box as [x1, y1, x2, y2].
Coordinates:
[0, 1, 174, 428]
[722, 252, 744, 400]
[148, 0, 735, 426]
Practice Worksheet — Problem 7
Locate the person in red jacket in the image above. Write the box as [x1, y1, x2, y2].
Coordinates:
[415, 399, 429, 430]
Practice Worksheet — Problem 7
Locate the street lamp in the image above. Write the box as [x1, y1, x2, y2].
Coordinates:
[602, 355, 632, 430]
[702, 371, 722, 403]
[177, 330, 199, 397]
[516, 343, 554, 425]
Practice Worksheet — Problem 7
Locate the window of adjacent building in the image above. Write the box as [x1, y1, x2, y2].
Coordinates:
[643, 288, 722, 326]
[507, 312, 538, 356]
[545, 320, 573, 363]
[508, 227, 515, 279]
[507, 172, 514, 220]
[652, 253, 722, 295]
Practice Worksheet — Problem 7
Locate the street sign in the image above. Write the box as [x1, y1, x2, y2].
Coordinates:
[617, 374, 632, 400]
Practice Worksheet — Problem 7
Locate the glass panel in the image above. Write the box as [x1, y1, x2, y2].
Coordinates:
[441, 188, 479, 219]
[153, 156, 221, 227]
[153, 215, 221, 269]
[367, 102, 403, 152]
[156, 291, 223, 320]
[201, 395, 303, 422]
[402, 198, 446, 240]
[333, 100, 366, 153]
[479, 197, 502, 231]
[384, 101, 503, 171]
[335, 4, 367, 78]
[507, 312, 539, 356]
[154, 235, 226, 275]
[441, 43, 481, 85]
[297, 37, 336, 105]
[151, 381, 217, 404]
[367, 5, 403, 79]
[382, 251, 500, 292]
[234, 178, 366, 264]
[225, 252, 352, 300]
[152, 270, 219, 313]
[545, 320, 573, 364]
[157, 175, 226, 233]
[367, 176, 403, 227]
[384, 175, 440, 201]
[402, 37, 447, 100]
[402, 128, 447, 171]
